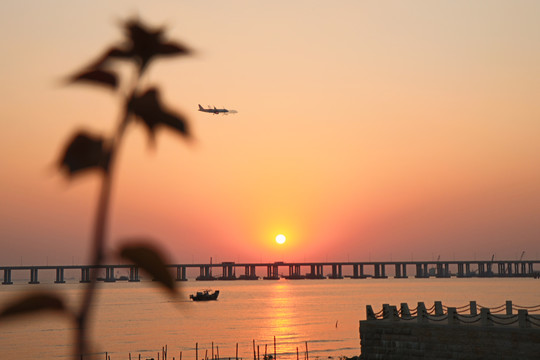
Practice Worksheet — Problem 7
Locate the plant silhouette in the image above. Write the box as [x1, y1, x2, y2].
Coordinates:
[0, 17, 192, 359]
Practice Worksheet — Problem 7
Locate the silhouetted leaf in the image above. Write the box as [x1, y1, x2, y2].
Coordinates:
[123, 18, 191, 74]
[157, 42, 191, 56]
[91, 46, 134, 68]
[79, 19, 191, 76]
[0, 293, 66, 319]
[129, 88, 190, 139]
[59, 132, 110, 176]
[119, 242, 176, 293]
[69, 69, 118, 89]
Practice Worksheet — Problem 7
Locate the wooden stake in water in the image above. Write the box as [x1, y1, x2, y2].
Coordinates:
[180, 351, 182, 360]
[236, 343, 239, 360]
[205, 349, 208, 360]
[196, 343, 199, 360]
[217, 346, 220, 360]
[274, 336, 277, 360]
[296, 347, 299, 360]
[212, 342, 214, 360]
[253, 340, 256, 360]
[264, 344, 267, 360]
[305, 342, 308, 360]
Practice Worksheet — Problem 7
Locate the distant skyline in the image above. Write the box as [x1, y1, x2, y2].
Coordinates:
[1, 1, 540, 266]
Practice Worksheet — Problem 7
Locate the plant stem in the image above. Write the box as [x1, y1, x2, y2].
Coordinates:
[75, 103, 130, 359]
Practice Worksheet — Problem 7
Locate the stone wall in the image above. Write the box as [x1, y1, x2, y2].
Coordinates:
[360, 317, 540, 360]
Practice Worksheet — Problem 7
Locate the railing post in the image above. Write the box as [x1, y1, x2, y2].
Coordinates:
[382, 304, 390, 319]
[518, 309, 529, 328]
[390, 306, 399, 320]
[470, 301, 477, 315]
[366, 305, 376, 320]
[447, 307, 457, 325]
[506, 300, 513, 315]
[434, 301, 443, 315]
[400, 303, 411, 318]
[417, 302, 427, 323]
[480, 308, 492, 326]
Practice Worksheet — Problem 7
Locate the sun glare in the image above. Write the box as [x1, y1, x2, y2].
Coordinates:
[275, 234, 286, 244]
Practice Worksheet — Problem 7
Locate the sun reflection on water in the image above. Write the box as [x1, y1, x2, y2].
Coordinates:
[262, 282, 305, 357]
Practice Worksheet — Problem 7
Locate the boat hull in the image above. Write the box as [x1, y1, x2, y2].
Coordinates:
[190, 290, 219, 301]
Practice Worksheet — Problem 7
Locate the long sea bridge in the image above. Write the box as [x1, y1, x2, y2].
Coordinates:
[1, 259, 539, 284]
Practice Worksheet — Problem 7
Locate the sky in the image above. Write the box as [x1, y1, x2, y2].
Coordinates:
[1, 1, 539, 266]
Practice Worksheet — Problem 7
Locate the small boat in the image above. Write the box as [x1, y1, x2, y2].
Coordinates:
[189, 289, 219, 301]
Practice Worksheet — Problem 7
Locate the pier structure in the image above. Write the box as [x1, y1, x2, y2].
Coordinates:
[1, 259, 539, 284]
[328, 264, 343, 279]
[238, 265, 258, 280]
[219, 262, 236, 280]
[263, 264, 280, 280]
[175, 266, 187, 281]
[306, 264, 325, 279]
[361, 300, 540, 359]
[196, 265, 215, 281]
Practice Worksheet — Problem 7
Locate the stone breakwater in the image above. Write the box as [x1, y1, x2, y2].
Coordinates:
[359, 301, 540, 360]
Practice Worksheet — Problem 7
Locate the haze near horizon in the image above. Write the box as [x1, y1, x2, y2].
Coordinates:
[1, 1, 539, 266]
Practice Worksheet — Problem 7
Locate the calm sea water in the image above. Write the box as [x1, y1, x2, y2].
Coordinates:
[1, 278, 539, 360]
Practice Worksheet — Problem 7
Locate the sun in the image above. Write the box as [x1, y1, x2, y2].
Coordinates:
[275, 234, 286, 244]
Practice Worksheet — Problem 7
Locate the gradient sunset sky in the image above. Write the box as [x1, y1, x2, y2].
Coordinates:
[1, 1, 539, 266]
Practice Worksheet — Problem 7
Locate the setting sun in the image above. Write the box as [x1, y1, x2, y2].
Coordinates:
[275, 234, 286, 244]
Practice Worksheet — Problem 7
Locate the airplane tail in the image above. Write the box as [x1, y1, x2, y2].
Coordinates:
[198, 104, 204, 110]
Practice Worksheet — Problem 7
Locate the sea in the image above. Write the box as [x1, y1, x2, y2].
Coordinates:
[1, 277, 539, 360]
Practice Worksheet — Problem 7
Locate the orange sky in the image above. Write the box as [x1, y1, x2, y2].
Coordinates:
[1, 1, 540, 265]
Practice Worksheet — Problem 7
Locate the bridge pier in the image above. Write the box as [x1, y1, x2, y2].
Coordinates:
[306, 264, 325, 279]
[373, 264, 387, 279]
[436, 263, 451, 278]
[394, 264, 408, 278]
[415, 263, 429, 278]
[478, 262, 487, 277]
[80, 267, 90, 283]
[196, 265, 215, 281]
[329, 264, 343, 279]
[239, 265, 258, 280]
[2, 269, 13, 284]
[105, 266, 116, 282]
[220, 264, 236, 280]
[487, 262, 493, 276]
[29, 267, 39, 284]
[286, 265, 304, 279]
[352, 264, 366, 278]
[129, 266, 140, 282]
[498, 262, 506, 276]
[174, 266, 186, 281]
[457, 263, 464, 277]
[264, 265, 280, 280]
[55, 267, 65, 283]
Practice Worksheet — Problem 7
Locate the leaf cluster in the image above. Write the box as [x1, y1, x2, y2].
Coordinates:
[60, 17, 192, 177]
[1, 18, 193, 345]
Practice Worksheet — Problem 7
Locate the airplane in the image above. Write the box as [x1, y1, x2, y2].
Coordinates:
[198, 104, 229, 115]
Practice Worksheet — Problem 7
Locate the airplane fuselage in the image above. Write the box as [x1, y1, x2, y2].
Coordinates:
[198, 104, 229, 114]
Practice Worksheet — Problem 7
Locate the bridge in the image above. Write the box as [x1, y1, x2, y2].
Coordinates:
[1, 260, 539, 284]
